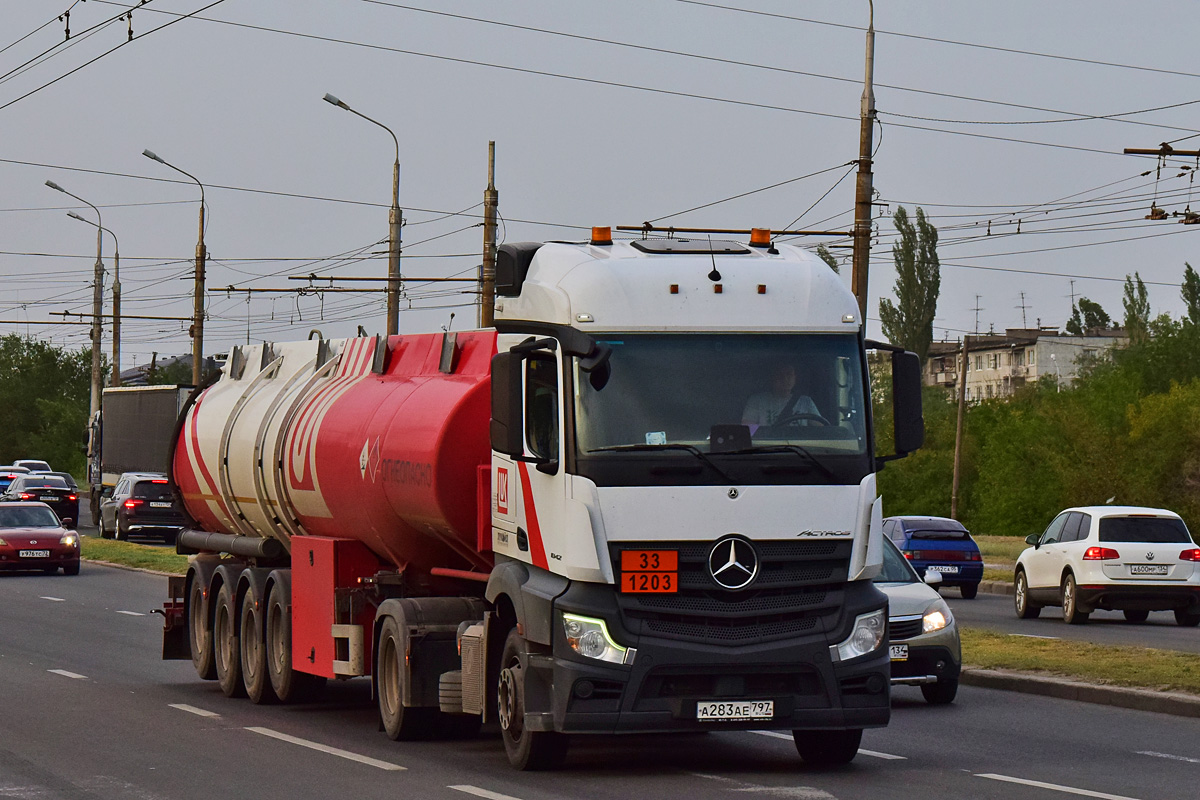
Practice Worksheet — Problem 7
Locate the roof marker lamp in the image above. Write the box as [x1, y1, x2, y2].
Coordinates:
[830, 608, 886, 662]
[562, 613, 636, 665]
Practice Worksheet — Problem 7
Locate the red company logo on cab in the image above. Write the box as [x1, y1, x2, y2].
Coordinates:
[496, 467, 509, 515]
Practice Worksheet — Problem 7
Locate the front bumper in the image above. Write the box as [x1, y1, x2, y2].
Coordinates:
[525, 580, 891, 735]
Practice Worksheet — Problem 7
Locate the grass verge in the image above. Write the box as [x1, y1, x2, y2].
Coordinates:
[82, 534, 187, 574]
[962, 627, 1200, 695]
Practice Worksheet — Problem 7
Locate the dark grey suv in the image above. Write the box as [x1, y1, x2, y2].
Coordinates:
[98, 472, 186, 543]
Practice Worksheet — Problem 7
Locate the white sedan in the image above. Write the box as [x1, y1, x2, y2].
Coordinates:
[1014, 505, 1200, 625]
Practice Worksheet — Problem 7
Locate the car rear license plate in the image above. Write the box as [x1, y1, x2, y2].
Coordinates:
[927, 565, 960, 574]
[1130, 564, 1168, 575]
[890, 644, 908, 661]
[39, 494, 57, 500]
[149, 502, 172, 508]
[696, 700, 773, 722]
[19, 550, 50, 558]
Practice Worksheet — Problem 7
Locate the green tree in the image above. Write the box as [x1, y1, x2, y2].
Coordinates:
[816, 243, 839, 273]
[1182, 262, 1200, 325]
[1122, 272, 1151, 343]
[0, 335, 93, 475]
[1065, 297, 1112, 335]
[878, 206, 941, 361]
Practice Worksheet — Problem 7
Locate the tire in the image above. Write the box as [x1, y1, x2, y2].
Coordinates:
[62, 561, 79, 576]
[98, 515, 112, 540]
[214, 582, 245, 697]
[377, 615, 437, 740]
[497, 628, 569, 770]
[960, 583, 979, 600]
[1123, 609, 1150, 623]
[1061, 574, 1090, 625]
[792, 729, 862, 766]
[240, 588, 277, 705]
[265, 579, 326, 703]
[188, 574, 217, 680]
[1174, 608, 1200, 627]
[920, 678, 959, 705]
[114, 518, 126, 541]
[1014, 570, 1041, 619]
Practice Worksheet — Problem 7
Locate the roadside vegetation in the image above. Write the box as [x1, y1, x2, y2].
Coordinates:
[82, 534, 186, 574]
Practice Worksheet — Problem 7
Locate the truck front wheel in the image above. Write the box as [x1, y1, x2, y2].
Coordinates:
[793, 729, 862, 766]
[497, 628, 568, 770]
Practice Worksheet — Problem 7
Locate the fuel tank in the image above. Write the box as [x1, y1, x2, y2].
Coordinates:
[171, 331, 496, 574]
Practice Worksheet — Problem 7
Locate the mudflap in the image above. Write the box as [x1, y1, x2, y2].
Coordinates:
[157, 574, 190, 660]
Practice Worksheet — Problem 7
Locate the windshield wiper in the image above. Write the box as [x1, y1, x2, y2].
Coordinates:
[721, 445, 838, 483]
[587, 444, 739, 484]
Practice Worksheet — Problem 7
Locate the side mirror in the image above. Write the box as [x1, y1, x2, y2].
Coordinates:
[62, 518, 76, 530]
[489, 351, 524, 458]
[1025, 533, 1040, 547]
[891, 350, 925, 456]
[923, 570, 943, 587]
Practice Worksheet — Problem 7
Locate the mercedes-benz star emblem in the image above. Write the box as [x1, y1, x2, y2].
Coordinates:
[708, 535, 759, 590]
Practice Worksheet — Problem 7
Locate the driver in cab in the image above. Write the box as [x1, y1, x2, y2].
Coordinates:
[741, 363, 826, 428]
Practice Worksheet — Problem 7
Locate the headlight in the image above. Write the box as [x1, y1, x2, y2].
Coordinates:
[832, 608, 887, 662]
[562, 613, 636, 665]
[60, 534, 79, 547]
[923, 599, 953, 633]
[0, 537, 7, 546]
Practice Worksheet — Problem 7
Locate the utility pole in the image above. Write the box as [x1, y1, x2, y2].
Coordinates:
[950, 335, 970, 519]
[480, 141, 499, 328]
[850, 0, 876, 321]
[67, 211, 122, 386]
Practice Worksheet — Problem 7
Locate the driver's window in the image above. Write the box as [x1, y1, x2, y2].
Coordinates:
[1040, 513, 1069, 545]
[525, 354, 559, 461]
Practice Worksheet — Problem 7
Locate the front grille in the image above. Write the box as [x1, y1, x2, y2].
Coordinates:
[612, 539, 852, 646]
[889, 616, 923, 641]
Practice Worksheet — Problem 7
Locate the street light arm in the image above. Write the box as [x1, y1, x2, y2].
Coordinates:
[66, 212, 118, 253]
[322, 93, 399, 165]
[46, 180, 102, 230]
[142, 149, 205, 207]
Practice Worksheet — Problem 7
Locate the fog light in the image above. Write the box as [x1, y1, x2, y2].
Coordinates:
[574, 680, 595, 699]
[866, 674, 887, 694]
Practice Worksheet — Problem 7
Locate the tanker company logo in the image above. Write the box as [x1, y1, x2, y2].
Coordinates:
[360, 437, 382, 482]
[380, 458, 433, 487]
[496, 467, 509, 515]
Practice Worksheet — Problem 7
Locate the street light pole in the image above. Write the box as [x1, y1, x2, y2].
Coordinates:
[68, 212, 121, 386]
[323, 93, 401, 336]
[46, 180, 104, 418]
[143, 150, 206, 386]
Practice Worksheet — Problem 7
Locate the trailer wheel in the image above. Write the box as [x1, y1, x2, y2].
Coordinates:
[240, 589, 277, 704]
[497, 628, 568, 770]
[188, 575, 216, 680]
[377, 616, 437, 740]
[265, 579, 325, 703]
[214, 582, 246, 698]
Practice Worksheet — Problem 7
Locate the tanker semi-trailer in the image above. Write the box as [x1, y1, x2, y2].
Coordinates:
[161, 227, 925, 771]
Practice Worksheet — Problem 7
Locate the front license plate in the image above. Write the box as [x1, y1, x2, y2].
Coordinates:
[696, 700, 774, 722]
[149, 502, 172, 508]
[927, 565, 960, 574]
[19, 550, 50, 558]
[890, 644, 908, 661]
[1130, 564, 1168, 575]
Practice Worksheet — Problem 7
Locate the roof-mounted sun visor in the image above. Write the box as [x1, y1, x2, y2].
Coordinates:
[629, 239, 750, 255]
[495, 242, 544, 296]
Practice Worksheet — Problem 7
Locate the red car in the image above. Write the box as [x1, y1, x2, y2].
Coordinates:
[0, 502, 80, 575]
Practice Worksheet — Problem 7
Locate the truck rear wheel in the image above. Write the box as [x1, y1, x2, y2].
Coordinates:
[497, 628, 568, 770]
[240, 585, 277, 704]
[188, 575, 216, 680]
[265, 578, 325, 703]
[377, 615, 437, 740]
[793, 729, 862, 766]
[214, 582, 246, 698]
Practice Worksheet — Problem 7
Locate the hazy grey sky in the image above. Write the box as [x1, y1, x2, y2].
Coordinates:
[3, 1, 1198, 365]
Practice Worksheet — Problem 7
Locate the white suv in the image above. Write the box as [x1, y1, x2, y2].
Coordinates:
[1014, 506, 1200, 626]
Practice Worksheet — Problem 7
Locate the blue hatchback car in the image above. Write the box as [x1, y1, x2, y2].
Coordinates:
[883, 516, 984, 598]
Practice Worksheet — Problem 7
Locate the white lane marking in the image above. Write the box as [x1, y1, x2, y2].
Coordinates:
[40, 596, 65, 602]
[687, 774, 835, 797]
[169, 703, 220, 718]
[749, 730, 905, 759]
[977, 773, 1140, 799]
[48, 669, 86, 679]
[1009, 633, 1060, 640]
[246, 726, 405, 771]
[115, 610, 145, 616]
[1138, 750, 1200, 764]
[449, 786, 525, 800]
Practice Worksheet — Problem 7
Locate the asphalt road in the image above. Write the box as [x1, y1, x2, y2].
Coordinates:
[2, 565, 1199, 800]
[942, 589, 1200, 654]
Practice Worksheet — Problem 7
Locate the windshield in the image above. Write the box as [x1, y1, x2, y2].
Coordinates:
[575, 333, 868, 454]
[1099, 516, 1192, 544]
[875, 538, 920, 583]
[0, 506, 61, 528]
[133, 481, 173, 501]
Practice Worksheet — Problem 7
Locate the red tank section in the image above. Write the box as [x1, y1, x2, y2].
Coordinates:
[173, 331, 497, 576]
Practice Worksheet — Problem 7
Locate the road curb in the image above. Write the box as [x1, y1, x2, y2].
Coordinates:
[83, 558, 179, 578]
[979, 579, 1014, 596]
[960, 667, 1200, 719]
